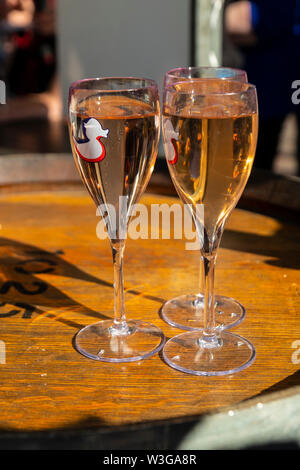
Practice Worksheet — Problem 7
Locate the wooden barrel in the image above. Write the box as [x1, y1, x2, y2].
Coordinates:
[0, 164, 299, 449]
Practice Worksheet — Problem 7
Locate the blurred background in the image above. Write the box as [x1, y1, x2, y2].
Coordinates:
[0, 0, 299, 177]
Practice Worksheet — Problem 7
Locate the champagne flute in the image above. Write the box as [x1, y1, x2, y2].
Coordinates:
[161, 66, 249, 332]
[68, 77, 164, 362]
[162, 77, 258, 375]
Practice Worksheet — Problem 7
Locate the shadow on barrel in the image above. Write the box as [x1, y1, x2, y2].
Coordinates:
[0, 237, 166, 329]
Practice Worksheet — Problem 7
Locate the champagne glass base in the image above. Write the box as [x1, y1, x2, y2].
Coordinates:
[162, 331, 255, 376]
[75, 319, 165, 362]
[161, 294, 245, 331]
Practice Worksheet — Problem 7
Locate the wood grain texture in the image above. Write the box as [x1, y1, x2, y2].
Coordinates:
[0, 187, 299, 432]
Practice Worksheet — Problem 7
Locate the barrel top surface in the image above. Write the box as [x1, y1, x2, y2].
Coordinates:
[0, 186, 299, 432]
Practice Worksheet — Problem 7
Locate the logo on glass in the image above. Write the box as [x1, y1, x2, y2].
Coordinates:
[164, 119, 179, 165]
[73, 118, 109, 162]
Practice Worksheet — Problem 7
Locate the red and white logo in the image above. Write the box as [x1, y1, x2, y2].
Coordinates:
[74, 118, 109, 162]
[164, 119, 179, 165]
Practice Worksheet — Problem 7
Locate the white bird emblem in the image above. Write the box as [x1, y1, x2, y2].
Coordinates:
[164, 119, 179, 165]
[74, 118, 109, 162]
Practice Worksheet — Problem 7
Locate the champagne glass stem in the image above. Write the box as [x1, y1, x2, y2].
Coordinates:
[202, 254, 216, 334]
[199, 224, 223, 298]
[199, 255, 205, 296]
[111, 239, 127, 330]
[198, 252, 221, 348]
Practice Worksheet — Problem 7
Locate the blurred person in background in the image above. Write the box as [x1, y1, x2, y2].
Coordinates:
[0, 0, 61, 122]
[224, 0, 300, 176]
